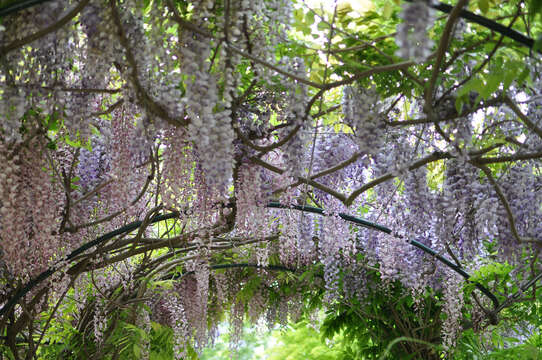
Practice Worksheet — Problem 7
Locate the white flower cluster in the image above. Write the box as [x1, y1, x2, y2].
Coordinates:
[395, 0, 436, 63]
[442, 270, 464, 350]
[135, 305, 151, 360]
[319, 204, 353, 301]
[182, 34, 234, 192]
[376, 233, 403, 282]
[166, 294, 191, 360]
[119, 2, 184, 124]
[403, 167, 434, 237]
[275, 206, 317, 267]
[217, 1, 249, 104]
[265, 0, 292, 48]
[48, 0, 117, 139]
[1, 0, 64, 43]
[3, 0, 87, 139]
[475, 196, 499, 239]
[236, 164, 271, 265]
[93, 299, 108, 344]
[280, 58, 310, 177]
[224, 0, 291, 83]
[81, 0, 117, 87]
[62, 94, 95, 140]
[297, 214, 316, 266]
[278, 209, 300, 267]
[342, 85, 385, 156]
[161, 127, 194, 211]
[0, 87, 26, 143]
[0, 142, 64, 280]
[192, 259, 210, 349]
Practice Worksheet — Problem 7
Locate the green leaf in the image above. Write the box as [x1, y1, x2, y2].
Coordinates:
[483, 74, 501, 99]
[299, 270, 312, 282]
[149, 279, 174, 290]
[529, 0, 542, 19]
[46, 140, 57, 150]
[317, 21, 329, 31]
[144, 0, 152, 9]
[517, 65, 531, 86]
[457, 77, 483, 98]
[382, 2, 393, 19]
[293, 8, 304, 23]
[133, 343, 141, 357]
[533, 33, 542, 52]
[46, 114, 59, 132]
[305, 11, 315, 26]
[337, 1, 353, 17]
[478, 0, 490, 14]
[65, 136, 81, 148]
[269, 112, 279, 126]
[503, 65, 518, 90]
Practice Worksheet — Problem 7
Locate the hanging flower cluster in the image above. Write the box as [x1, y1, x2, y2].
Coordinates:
[280, 58, 311, 177]
[161, 126, 194, 212]
[319, 202, 354, 300]
[395, 0, 436, 63]
[77, 127, 111, 194]
[182, 32, 234, 193]
[0, 142, 62, 280]
[155, 291, 191, 360]
[277, 210, 317, 268]
[236, 164, 273, 265]
[104, 109, 148, 218]
[313, 133, 362, 203]
[0, 87, 26, 143]
[342, 85, 385, 156]
[442, 270, 465, 350]
[2, 0, 542, 358]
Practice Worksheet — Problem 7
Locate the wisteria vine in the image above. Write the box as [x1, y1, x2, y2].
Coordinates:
[1, 0, 542, 358]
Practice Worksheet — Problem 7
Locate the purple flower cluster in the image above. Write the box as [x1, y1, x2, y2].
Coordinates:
[440, 159, 484, 259]
[236, 164, 272, 264]
[494, 164, 542, 262]
[278, 209, 300, 267]
[313, 133, 362, 203]
[77, 133, 111, 194]
[192, 259, 211, 349]
[297, 213, 316, 266]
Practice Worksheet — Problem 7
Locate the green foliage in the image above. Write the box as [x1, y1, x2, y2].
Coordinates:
[148, 322, 177, 360]
[465, 261, 515, 301]
[529, 0, 542, 20]
[455, 57, 530, 113]
[199, 323, 270, 360]
[33, 293, 181, 360]
[456, 327, 542, 359]
[107, 321, 150, 359]
[266, 320, 346, 360]
[319, 271, 443, 359]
